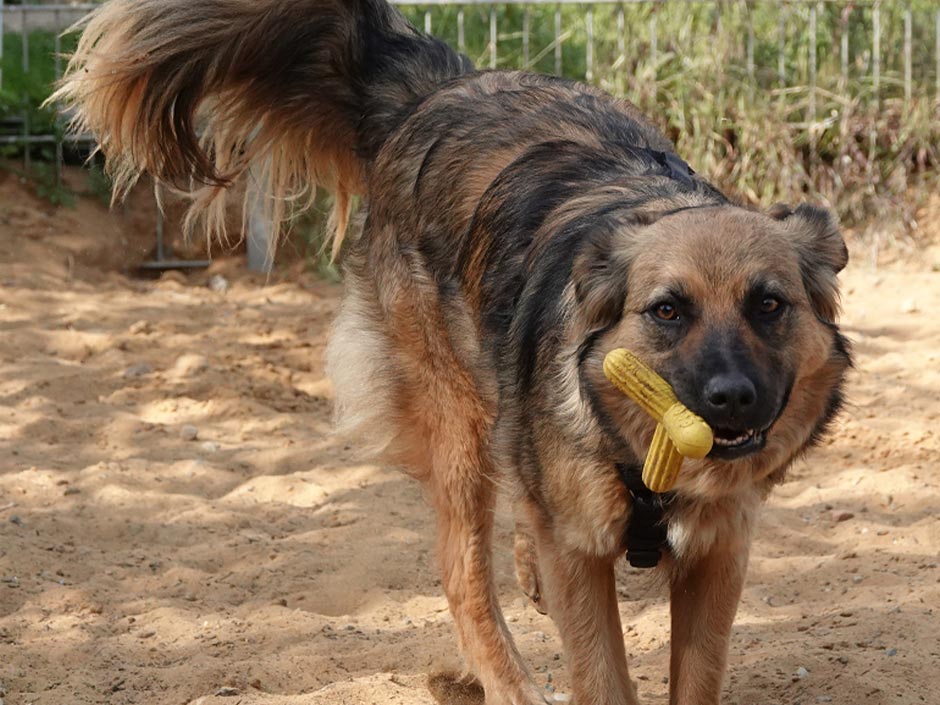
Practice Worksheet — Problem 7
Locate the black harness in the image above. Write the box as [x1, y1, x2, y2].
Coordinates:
[617, 463, 675, 569]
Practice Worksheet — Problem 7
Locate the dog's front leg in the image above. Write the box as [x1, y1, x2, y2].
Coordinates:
[536, 530, 639, 705]
[668, 543, 749, 705]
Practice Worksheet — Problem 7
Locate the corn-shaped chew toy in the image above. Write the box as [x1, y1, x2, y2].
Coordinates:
[602, 349, 714, 493]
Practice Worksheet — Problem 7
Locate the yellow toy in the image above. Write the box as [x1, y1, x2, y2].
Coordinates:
[602, 349, 714, 493]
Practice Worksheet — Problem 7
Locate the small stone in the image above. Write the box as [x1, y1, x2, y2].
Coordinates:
[900, 300, 919, 314]
[138, 630, 156, 639]
[128, 320, 152, 335]
[885, 647, 897, 657]
[837, 656, 849, 665]
[816, 696, 833, 702]
[796, 666, 810, 679]
[123, 363, 153, 379]
[2, 576, 19, 588]
[215, 687, 239, 697]
[834, 511, 854, 522]
[9, 516, 22, 526]
[173, 354, 209, 378]
[63, 486, 81, 496]
[208, 275, 230, 294]
[180, 425, 199, 442]
[200, 441, 221, 453]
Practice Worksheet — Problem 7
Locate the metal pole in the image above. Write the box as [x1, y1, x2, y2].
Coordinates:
[458, 6, 465, 55]
[872, 1, 881, 102]
[54, 8, 63, 190]
[586, 4, 594, 82]
[618, 4, 625, 67]
[21, 8, 30, 172]
[489, 6, 497, 69]
[904, 4, 912, 104]
[523, 5, 530, 67]
[0, 0, 5, 92]
[778, 2, 786, 86]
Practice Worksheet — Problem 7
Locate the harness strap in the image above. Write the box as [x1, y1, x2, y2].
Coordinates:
[617, 463, 675, 569]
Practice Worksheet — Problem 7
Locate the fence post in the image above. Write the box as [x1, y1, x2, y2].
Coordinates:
[489, 6, 497, 69]
[872, 1, 881, 102]
[778, 1, 786, 86]
[904, 3, 912, 104]
[0, 0, 4, 92]
[809, 2, 818, 175]
[21, 8, 30, 172]
[246, 179, 273, 274]
[458, 6, 465, 55]
[586, 4, 594, 82]
[523, 5, 530, 68]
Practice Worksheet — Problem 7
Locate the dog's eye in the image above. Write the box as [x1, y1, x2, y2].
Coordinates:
[652, 302, 679, 322]
[757, 295, 787, 319]
[760, 296, 782, 314]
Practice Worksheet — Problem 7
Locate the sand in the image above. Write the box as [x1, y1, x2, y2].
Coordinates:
[1, 173, 938, 705]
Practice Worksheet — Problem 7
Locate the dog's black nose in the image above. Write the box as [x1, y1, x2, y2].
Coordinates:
[704, 373, 756, 419]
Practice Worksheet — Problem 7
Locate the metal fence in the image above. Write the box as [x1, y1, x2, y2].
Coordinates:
[1, 1, 939, 268]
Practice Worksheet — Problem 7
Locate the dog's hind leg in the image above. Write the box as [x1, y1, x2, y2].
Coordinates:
[428, 449, 548, 705]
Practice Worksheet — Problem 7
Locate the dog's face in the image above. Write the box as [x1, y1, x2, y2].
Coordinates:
[577, 204, 851, 496]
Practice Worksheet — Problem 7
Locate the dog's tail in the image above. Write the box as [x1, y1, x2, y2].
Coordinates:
[51, 0, 471, 255]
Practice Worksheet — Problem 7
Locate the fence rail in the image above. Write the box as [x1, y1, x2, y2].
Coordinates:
[1, 0, 939, 259]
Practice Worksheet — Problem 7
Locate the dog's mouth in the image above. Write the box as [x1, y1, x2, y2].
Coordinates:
[708, 426, 767, 460]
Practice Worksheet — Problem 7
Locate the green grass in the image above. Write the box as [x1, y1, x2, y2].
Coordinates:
[2, 2, 939, 232]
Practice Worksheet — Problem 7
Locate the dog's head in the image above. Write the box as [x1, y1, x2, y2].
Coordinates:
[575, 203, 851, 496]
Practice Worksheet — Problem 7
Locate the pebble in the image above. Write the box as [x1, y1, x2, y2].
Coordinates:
[816, 696, 833, 702]
[9, 516, 22, 526]
[123, 363, 153, 379]
[214, 687, 239, 697]
[173, 354, 210, 378]
[900, 299, 919, 314]
[834, 511, 854, 522]
[63, 486, 81, 496]
[200, 441, 221, 453]
[128, 320, 152, 335]
[180, 425, 199, 442]
[208, 274, 230, 294]
[885, 647, 897, 657]
[796, 666, 810, 679]
[1, 576, 19, 588]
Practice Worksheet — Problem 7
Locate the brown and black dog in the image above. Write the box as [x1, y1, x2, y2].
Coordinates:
[54, 2, 851, 703]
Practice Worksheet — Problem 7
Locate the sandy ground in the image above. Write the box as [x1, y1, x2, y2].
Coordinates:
[1, 173, 939, 705]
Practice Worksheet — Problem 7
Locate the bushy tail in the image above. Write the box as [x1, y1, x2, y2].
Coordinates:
[51, 0, 471, 255]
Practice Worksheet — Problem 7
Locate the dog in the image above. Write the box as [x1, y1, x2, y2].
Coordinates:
[54, 1, 851, 703]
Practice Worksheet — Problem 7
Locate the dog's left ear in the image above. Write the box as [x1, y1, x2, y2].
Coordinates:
[771, 203, 848, 322]
[572, 226, 632, 333]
